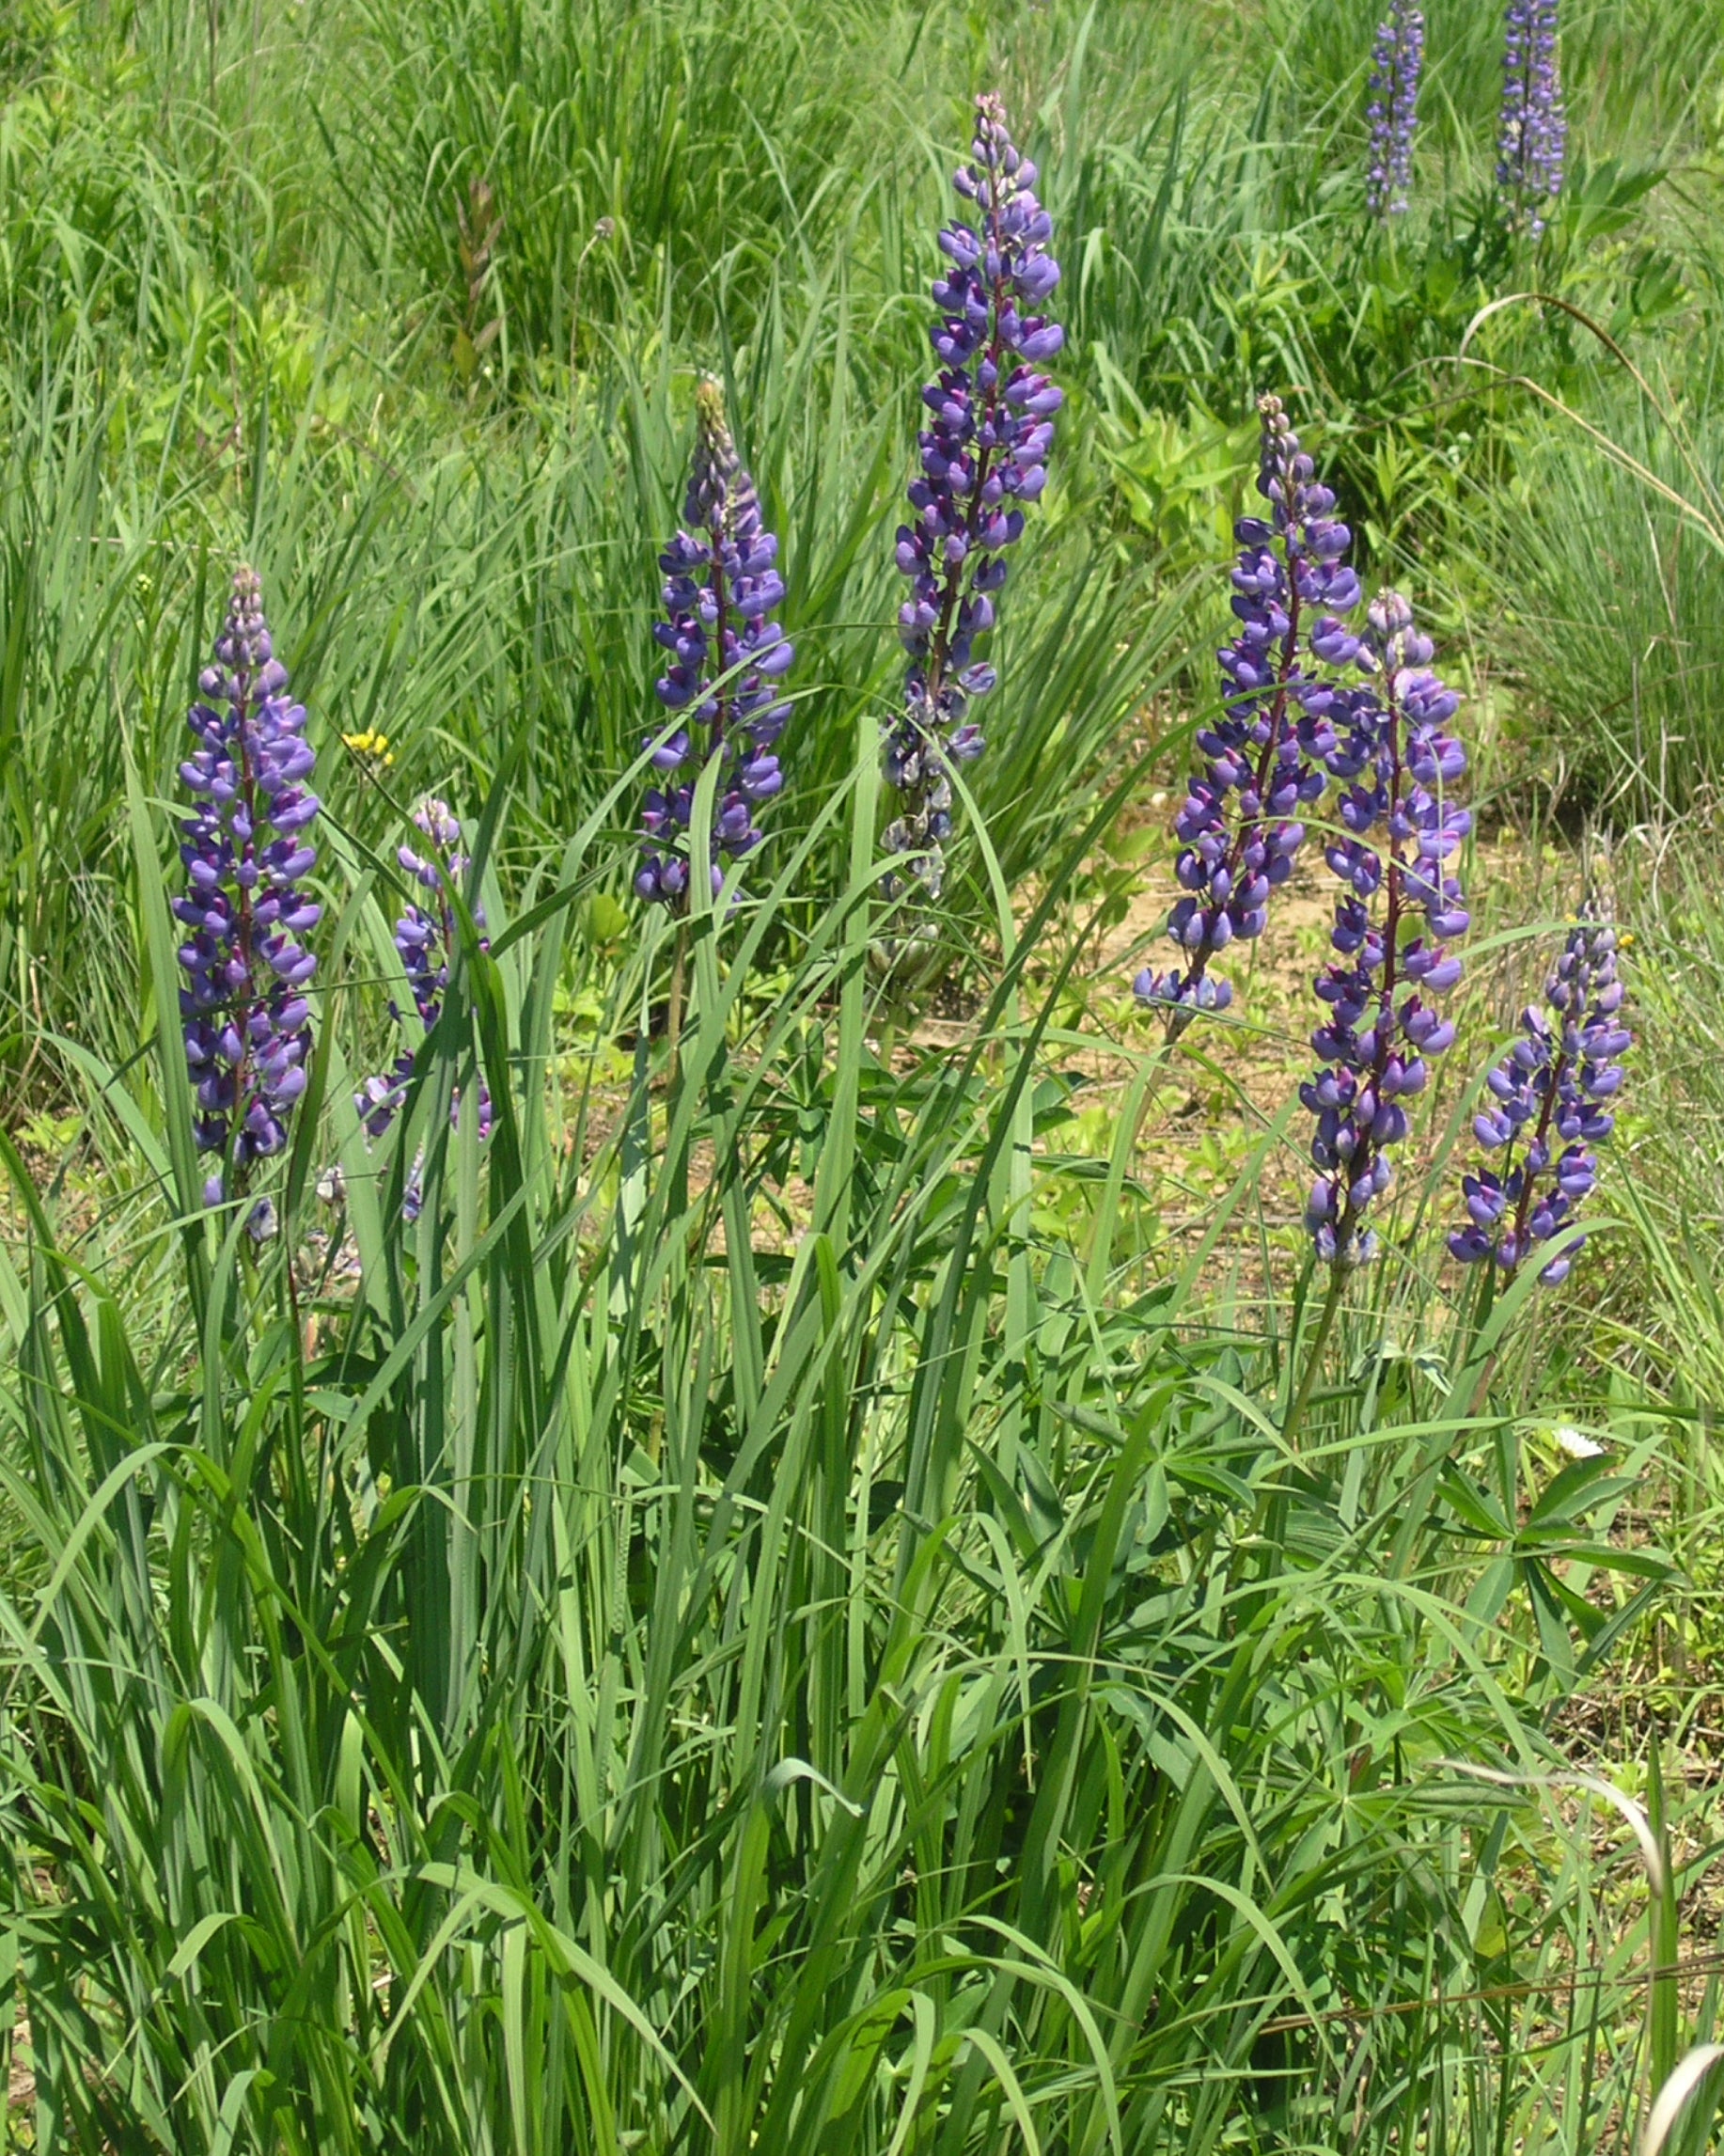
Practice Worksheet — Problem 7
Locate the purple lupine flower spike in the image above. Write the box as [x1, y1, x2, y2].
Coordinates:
[1497, 0, 1566, 238]
[1366, 1, 1424, 219]
[1136, 395, 1364, 1029]
[636, 378, 793, 908]
[1450, 907, 1628, 1285]
[355, 795, 493, 1148]
[175, 565, 321, 1211]
[1301, 590, 1471, 1267]
[881, 91, 1062, 903]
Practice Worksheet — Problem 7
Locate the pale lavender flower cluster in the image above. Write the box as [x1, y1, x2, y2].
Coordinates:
[1450, 910, 1629, 1284]
[1367, 0, 1425, 219]
[354, 796, 493, 1150]
[883, 92, 1063, 901]
[175, 566, 321, 1212]
[1497, 0, 1566, 238]
[636, 379, 793, 907]
[1136, 395, 1364, 1025]
[1301, 592, 1471, 1266]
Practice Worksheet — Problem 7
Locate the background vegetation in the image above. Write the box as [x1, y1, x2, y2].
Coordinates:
[2, 0, 1724, 2148]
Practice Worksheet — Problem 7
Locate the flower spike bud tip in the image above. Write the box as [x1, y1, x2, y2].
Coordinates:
[881, 91, 1062, 906]
[635, 378, 793, 909]
[1497, 0, 1566, 238]
[1450, 905, 1628, 1286]
[1366, 1, 1425, 219]
[1136, 394, 1366, 1030]
[175, 566, 321, 1207]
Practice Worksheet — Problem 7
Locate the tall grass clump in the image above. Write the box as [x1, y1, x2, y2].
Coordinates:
[1606, 826, 1724, 1514]
[0, 650, 1690, 2149]
[1488, 363, 1724, 811]
[332, 0, 938, 368]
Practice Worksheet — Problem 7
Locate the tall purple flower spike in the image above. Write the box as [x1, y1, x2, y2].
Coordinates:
[1497, 0, 1566, 238]
[354, 795, 494, 1160]
[1450, 908, 1628, 1286]
[1301, 591, 1471, 1267]
[635, 378, 793, 908]
[881, 91, 1062, 904]
[175, 566, 320, 1211]
[1367, 1, 1424, 219]
[1136, 394, 1364, 1030]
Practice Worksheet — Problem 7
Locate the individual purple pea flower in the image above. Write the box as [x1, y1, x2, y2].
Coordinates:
[1497, 0, 1566, 239]
[174, 565, 320, 1212]
[880, 91, 1062, 905]
[1300, 590, 1471, 1267]
[354, 795, 494, 1149]
[1366, 0, 1424, 219]
[1135, 394, 1366, 1031]
[1450, 908, 1628, 1286]
[635, 378, 793, 908]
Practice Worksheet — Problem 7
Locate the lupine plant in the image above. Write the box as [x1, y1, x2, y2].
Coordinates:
[174, 565, 320, 1221]
[1302, 591, 1471, 1267]
[1450, 908, 1631, 1284]
[1366, 0, 1425, 220]
[636, 377, 793, 908]
[1497, 0, 1567, 238]
[1135, 394, 1364, 1028]
[355, 795, 493, 1151]
[882, 92, 1063, 907]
